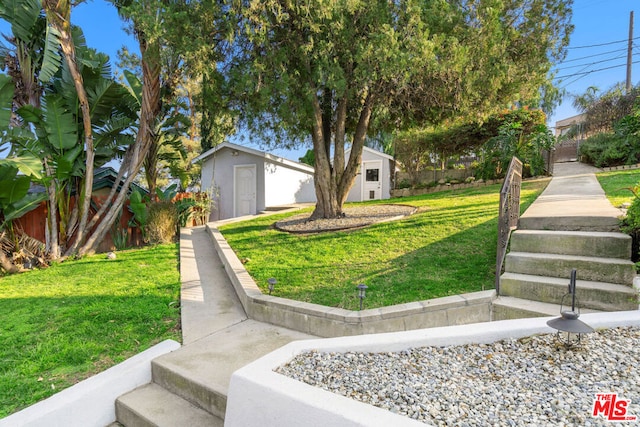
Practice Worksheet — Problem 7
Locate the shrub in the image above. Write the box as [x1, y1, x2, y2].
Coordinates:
[475, 123, 555, 180]
[146, 202, 178, 244]
[579, 133, 631, 167]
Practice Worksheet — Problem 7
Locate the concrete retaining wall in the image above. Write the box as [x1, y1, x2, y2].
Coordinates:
[224, 311, 640, 427]
[207, 225, 494, 337]
[0, 340, 180, 427]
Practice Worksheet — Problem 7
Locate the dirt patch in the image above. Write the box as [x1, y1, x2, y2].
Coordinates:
[274, 204, 418, 233]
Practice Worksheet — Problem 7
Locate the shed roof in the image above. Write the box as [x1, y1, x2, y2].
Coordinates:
[345, 145, 395, 161]
[193, 141, 315, 174]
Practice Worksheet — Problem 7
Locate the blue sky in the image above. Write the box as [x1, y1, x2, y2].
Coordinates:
[1, 0, 638, 160]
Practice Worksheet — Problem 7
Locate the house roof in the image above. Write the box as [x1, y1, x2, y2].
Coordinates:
[345, 145, 395, 161]
[193, 141, 315, 174]
[93, 166, 148, 194]
[28, 167, 147, 195]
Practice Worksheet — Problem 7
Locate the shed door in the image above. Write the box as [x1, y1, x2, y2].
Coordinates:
[362, 160, 382, 200]
[234, 164, 257, 217]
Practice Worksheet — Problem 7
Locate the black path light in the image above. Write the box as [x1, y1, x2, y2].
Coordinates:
[267, 278, 277, 295]
[546, 269, 594, 346]
[356, 283, 368, 311]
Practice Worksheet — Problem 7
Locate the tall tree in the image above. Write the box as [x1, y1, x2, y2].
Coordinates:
[42, 0, 97, 258]
[572, 83, 640, 135]
[233, 0, 573, 219]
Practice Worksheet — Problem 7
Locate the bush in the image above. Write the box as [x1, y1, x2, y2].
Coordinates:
[579, 133, 632, 167]
[475, 123, 555, 180]
[620, 186, 640, 263]
[146, 202, 178, 244]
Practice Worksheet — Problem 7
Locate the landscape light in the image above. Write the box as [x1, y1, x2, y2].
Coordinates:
[546, 269, 594, 346]
[267, 278, 277, 295]
[356, 283, 368, 311]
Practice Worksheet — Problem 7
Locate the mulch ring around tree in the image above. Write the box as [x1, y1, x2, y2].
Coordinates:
[274, 204, 418, 234]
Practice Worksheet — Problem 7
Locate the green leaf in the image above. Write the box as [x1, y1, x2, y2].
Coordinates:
[0, 154, 43, 179]
[1, 192, 46, 224]
[39, 25, 63, 83]
[16, 104, 42, 124]
[123, 70, 142, 107]
[43, 95, 78, 151]
[0, 74, 14, 128]
[0, 0, 41, 44]
[0, 175, 31, 205]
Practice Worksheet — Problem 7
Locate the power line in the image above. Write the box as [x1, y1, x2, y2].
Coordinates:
[567, 35, 640, 50]
[555, 52, 635, 71]
[554, 59, 640, 80]
[559, 46, 628, 64]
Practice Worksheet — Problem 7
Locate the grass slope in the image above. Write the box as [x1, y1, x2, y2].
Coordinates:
[597, 169, 640, 207]
[219, 180, 548, 311]
[0, 244, 181, 418]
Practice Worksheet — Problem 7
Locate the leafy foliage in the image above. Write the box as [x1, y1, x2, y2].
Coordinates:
[579, 101, 640, 167]
[231, 0, 572, 218]
[573, 83, 640, 135]
[394, 109, 549, 181]
[476, 123, 555, 180]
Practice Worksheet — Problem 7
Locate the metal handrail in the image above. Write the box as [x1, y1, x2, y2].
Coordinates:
[495, 157, 522, 293]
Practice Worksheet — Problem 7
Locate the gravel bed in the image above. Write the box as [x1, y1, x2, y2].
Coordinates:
[274, 204, 417, 233]
[276, 327, 640, 426]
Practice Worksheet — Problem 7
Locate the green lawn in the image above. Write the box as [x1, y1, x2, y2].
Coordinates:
[597, 169, 640, 207]
[219, 180, 549, 310]
[0, 244, 181, 418]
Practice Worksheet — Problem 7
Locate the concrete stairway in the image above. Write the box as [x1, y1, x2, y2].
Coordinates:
[112, 228, 316, 427]
[494, 162, 638, 320]
[493, 229, 638, 319]
[114, 320, 314, 426]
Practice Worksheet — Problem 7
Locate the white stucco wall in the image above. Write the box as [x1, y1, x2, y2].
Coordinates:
[264, 161, 316, 207]
[201, 149, 266, 220]
[225, 311, 640, 427]
[345, 148, 393, 202]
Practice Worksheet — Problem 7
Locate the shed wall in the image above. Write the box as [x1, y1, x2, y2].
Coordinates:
[202, 149, 266, 220]
[264, 161, 316, 207]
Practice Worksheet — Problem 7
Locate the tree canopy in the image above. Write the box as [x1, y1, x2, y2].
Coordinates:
[231, 0, 573, 218]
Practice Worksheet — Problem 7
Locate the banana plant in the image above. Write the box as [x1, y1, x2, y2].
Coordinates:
[123, 70, 191, 197]
[0, 73, 46, 272]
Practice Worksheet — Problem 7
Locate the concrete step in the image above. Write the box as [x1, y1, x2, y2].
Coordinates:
[492, 296, 601, 321]
[499, 272, 639, 311]
[504, 252, 636, 286]
[150, 319, 315, 419]
[115, 383, 222, 427]
[518, 215, 620, 232]
[509, 229, 631, 259]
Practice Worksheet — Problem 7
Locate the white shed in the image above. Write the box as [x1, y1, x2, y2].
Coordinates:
[345, 146, 395, 202]
[194, 142, 316, 220]
[195, 143, 394, 220]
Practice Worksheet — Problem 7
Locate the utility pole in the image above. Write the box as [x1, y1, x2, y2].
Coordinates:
[627, 11, 634, 93]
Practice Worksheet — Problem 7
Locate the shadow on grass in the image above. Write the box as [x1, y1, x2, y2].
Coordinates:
[251, 218, 498, 311]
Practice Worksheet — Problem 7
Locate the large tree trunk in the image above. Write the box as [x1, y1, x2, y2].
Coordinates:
[145, 137, 160, 201]
[75, 27, 162, 256]
[309, 90, 374, 220]
[43, 0, 95, 257]
[43, 159, 60, 259]
[309, 87, 340, 219]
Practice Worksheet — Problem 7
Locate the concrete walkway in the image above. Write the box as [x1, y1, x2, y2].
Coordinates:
[519, 161, 624, 231]
[120, 160, 628, 425]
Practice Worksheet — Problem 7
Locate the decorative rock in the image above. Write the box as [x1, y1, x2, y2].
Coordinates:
[276, 327, 640, 426]
[106, 251, 116, 260]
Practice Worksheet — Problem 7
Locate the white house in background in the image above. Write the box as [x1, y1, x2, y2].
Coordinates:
[194, 142, 316, 220]
[194, 143, 395, 220]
